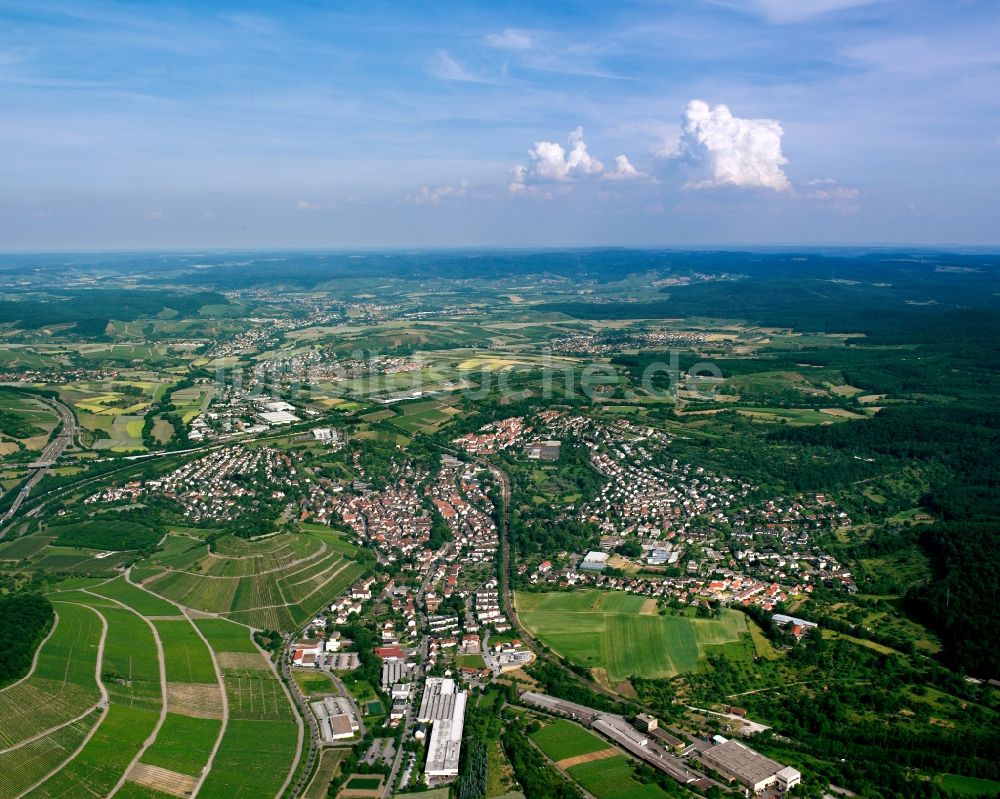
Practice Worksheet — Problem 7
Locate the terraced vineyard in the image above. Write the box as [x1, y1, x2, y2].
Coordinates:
[134, 529, 367, 631]
[0, 575, 304, 799]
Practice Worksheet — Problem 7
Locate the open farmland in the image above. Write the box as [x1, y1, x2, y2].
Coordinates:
[529, 719, 613, 762]
[0, 713, 100, 799]
[23, 703, 162, 798]
[7, 576, 302, 798]
[516, 589, 750, 680]
[0, 601, 104, 750]
[0, 388, 58, 451]
[137, 529, 367, 631]
[138, 712, 222, 776]
[194, 614, 301, 798]
[567, 755, 674, 799]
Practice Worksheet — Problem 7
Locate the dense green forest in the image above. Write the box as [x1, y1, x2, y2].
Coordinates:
[0, 593, 54, 686]
[905, 523, 1000, 675]
[0, 289, 229, 336]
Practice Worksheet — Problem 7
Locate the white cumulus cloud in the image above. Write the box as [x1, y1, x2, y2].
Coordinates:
[509, 128, 646, 193]
[677, 100, 790, 192]
[605, 155, 647, 181]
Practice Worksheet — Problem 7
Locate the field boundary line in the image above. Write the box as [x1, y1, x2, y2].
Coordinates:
[0, 605, 59, 693]
[14, 602, 110, 799]
[184, 607, 230, 799]
[120, 566, 232, 798]
[81, 586, 170, 799]
[270, 634, 305, 799]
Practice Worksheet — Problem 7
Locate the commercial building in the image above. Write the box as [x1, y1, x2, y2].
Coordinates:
[420, 678, 467, 782]
[698, 738, 801, 793]
[311, 696, 359, 742]
[257, 409, 300, 425]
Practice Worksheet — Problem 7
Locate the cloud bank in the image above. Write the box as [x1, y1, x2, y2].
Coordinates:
[677, 100, 790, 191]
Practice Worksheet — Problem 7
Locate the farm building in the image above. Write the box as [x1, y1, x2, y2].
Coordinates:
[698, 738, 801, 793]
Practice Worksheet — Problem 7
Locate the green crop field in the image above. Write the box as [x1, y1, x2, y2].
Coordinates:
[24, 704, 160, 799]
[516, 590, 750, 680]
[115, 783, 181, 799]
[0, 713, 98, 799]
[138, 530, 367, 631]
[197, 718, 299, 799]
[89, 577, 181, 617]
[96, 605, 162, 710]
[567, 756, 673, 799]
[193, 617, 260, 652]
[530, 719, 610, 761]
[0, 602, 103, 749]
[154, 620, 218, 683]
[139, 712, 222, 776]
[0, 533, 54, 561]
[932, 774, 1000, 796]
[224, 668, 295, 720]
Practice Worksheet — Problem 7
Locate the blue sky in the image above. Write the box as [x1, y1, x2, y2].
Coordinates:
[1, 0, 998, 249]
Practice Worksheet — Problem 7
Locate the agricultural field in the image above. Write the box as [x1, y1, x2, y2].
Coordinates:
[154, 619, 219, 683]
[0, 712, 100, 799]
[529, 719, 612, 762]
[195, 614, 300, 799]
[516, 590, 751, 680]
[0, 601, 103, 750]
[137, 529, 367, 631]
[387, 396, 462, 434]
[1, 575, 303, 799]
[567, 755, 674, 799]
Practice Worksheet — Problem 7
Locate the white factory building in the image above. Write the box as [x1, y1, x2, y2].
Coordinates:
[419, 677, 467, 781]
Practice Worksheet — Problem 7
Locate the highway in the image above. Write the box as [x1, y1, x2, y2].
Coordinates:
[1, 395, 76, 525]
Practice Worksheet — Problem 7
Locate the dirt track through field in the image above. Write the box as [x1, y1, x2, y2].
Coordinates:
[557, 747, 620, 768]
